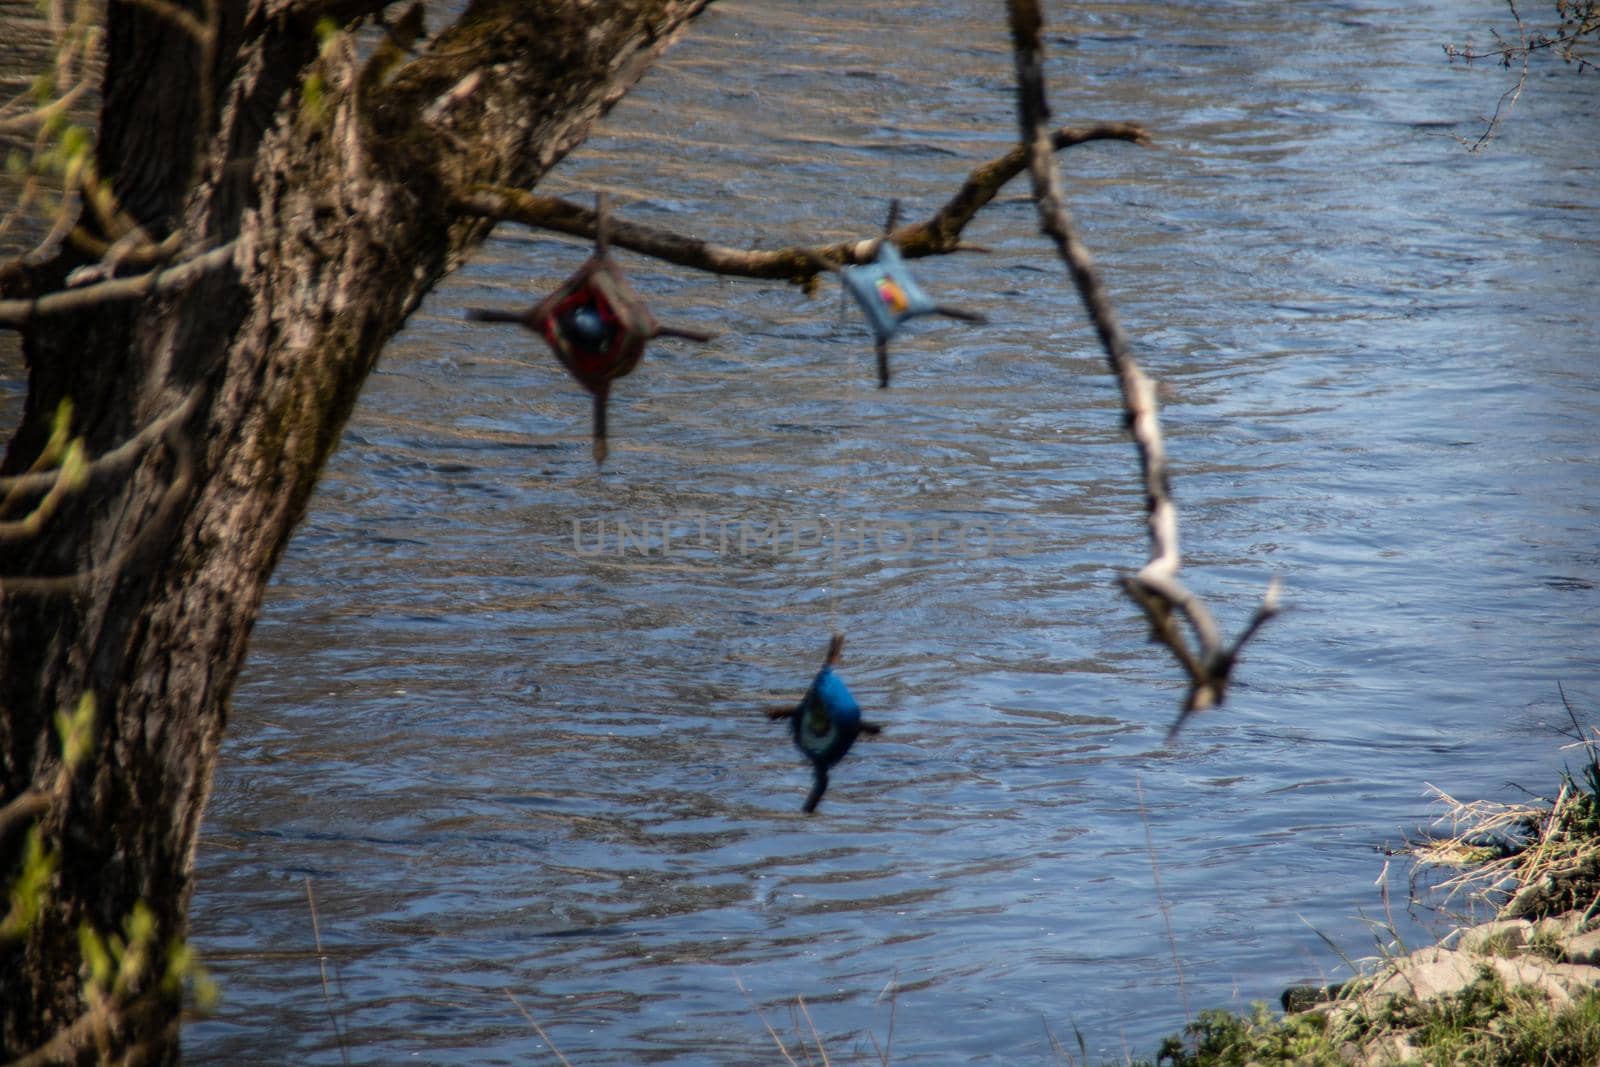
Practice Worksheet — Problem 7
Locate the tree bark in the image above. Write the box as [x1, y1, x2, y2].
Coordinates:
[0, 0, 708, 1058]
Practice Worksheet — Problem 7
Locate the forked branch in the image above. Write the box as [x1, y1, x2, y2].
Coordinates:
[1006, 0, 1278, 741]
[454, 122, 1150, 285]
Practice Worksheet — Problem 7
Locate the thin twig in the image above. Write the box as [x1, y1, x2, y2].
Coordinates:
[796, 993, 828, 1067]
[304, 877, 351, 1067]
[0, 389, 199, 497]
[115, 0, 207, 43]
[1042, 1018, 1069, 1064]
[1135, 776, 1189, 1024]
[879, 969, 897, 1066]
[1297, 913, 1361, 976]
[0, 391, 200, 596]
[0, 446, 83, 541]
[1436, 0, 1600, 150]
[3, 988, 168, 1067]
[1469, 1, 1530, 152]
[0, 242, 236, 328]
[734, 974, 801, 1067]
[505, 989, 575, 1067]
[0, 790, 51, 843]
[1376, 858, 1406, 956]
[0, 79, 94, 136]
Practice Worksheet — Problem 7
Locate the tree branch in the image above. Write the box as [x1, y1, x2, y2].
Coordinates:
[0, 391, 199, 596]
[0, 454, 82, 542]
[1006, 0, 1278, 741]
[0, 391, 199, 498]
[3, 985, 170, 1067]
[0, 792, 50, 846]
[114, 0, 208, 42]
[453, 122, 1150, 285]
[258, 0, 401, 30]
[0, 243, 236, 328]
[1449, 0, 1533, 151]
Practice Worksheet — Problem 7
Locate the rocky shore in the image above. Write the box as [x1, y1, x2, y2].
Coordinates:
[1275, 910, 1600, 1065]
[1156, 759, 1600, 1065]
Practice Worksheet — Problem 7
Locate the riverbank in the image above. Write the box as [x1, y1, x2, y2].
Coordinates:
[1148, 745, 1600, 1065]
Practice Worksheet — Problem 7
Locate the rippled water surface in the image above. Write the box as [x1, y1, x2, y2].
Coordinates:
[179, 1, 1598, 1062]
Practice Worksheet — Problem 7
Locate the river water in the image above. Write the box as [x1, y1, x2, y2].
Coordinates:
[172, 1, 1600, 1062]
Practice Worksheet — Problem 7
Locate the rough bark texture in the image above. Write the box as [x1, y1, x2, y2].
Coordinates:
[0, 0, 708, 1058]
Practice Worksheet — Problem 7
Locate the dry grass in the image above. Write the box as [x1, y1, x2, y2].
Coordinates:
[1414, 701, 1600, 921]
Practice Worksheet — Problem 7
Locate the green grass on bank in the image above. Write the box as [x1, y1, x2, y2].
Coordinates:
[1136, 710, 1600, 1067]
[1149, 976, 1600, 1066]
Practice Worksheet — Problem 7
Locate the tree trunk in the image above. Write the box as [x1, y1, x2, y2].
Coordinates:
[0, 1, 708, 1058]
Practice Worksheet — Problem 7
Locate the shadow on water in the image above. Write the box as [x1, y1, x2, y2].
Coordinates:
[179, 1, 1600, 1062]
